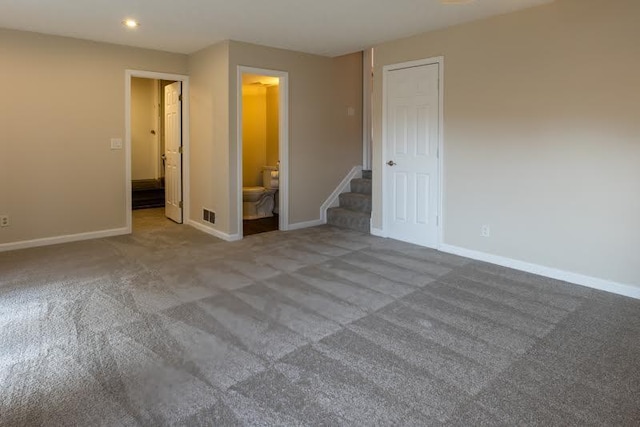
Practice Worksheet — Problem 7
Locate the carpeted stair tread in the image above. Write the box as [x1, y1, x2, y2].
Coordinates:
[362, 170, 372, 180]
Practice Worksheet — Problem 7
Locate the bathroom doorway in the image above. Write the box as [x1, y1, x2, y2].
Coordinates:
[237, 67, 289, 237]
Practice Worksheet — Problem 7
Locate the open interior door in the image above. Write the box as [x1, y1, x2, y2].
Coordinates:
[164, 81, 182, 223]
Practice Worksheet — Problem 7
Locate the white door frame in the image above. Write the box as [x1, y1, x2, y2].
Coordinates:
[381, 56, 444, 248]
[125, 70, 190, 233]
[363, 48, 373, 170]
[236, 66, 290, 237]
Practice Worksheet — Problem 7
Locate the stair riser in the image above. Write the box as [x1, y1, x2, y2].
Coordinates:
[327, 209, 370, 234]
[362, 170, 372, 180]
[132, 189, 165, 210]
[350, 179, 372, 195]
[338, 193, 372, 213]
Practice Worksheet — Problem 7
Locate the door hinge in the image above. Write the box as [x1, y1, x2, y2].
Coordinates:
[436, 215, 439, 226]
[178, 94, 183, 102]
[178, 146, 183, 154]
[179, 201, 183, 209]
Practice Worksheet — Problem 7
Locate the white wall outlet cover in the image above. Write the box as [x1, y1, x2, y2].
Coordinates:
[347, 107, 355, 116]
[481, 225, 491, 237]
[110, 138, 123, 150]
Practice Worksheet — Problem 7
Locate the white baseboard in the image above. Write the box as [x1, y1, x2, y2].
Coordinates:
[287, 219, 325, 231]
[188, 220, 241, 242]
[0, 227, 130, 252]
[370, 226, 387, 238]
[320, 165, 363, 223]
[439, 243, 640, 300]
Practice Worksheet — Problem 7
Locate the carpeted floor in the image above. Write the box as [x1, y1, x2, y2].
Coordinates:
[1, 208, 639, 426]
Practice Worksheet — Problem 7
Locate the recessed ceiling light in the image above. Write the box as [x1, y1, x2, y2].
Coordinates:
[122, 19, 139, 29]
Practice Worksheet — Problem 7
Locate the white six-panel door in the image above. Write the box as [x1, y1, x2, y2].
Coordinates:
[384, 63, 440, 247]
[164, 82, 182, 223]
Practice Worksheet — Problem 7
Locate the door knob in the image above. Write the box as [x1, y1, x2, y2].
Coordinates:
[386, 160, 396, 166]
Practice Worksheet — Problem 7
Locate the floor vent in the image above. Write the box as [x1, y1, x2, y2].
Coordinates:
[203, 208, 216, 224]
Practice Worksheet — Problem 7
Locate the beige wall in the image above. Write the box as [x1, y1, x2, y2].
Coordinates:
[0, 29, 187, 244]
[187, 41, 230, 231]
[372, 0, 640, 286]
[131, 77, 158, 181]
[266, 86, 280, 168]
[228, 41, 363, 232]
[190, 41, 363, 235]
[242, 85, 268, 186]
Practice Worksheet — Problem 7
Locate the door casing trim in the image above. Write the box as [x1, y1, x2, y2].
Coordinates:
[125, 70, 190, 232]
[236, 66, 290, 237]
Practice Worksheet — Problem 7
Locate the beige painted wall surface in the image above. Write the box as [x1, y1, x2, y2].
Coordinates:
[131, 77, 158, 181]
[242, 85, 268, 187]
[266, 86, 280, 168]
[187, 41, 230, 232]
[372, 0, 640, 286]
[0, 29, 187, 244]
[229, 41, 363, 232]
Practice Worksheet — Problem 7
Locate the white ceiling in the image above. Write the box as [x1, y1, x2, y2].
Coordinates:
[0, 0, 553, 56]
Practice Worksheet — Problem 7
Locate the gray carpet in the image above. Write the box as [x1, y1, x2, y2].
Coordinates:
[1, 209, 639, 426]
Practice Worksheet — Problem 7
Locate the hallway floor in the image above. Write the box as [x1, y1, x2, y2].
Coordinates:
[243, 214, 279, 237]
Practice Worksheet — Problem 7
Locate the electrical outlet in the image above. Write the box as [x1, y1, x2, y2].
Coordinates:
[481, 224, 490, 238]
[0, 215, 9, 227]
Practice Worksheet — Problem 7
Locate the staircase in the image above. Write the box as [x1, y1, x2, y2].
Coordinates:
[327, 170, 372, 233]
[132, 179, 165, 210]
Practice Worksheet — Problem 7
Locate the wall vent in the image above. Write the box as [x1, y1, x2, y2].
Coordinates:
[203, 208, 215, 224]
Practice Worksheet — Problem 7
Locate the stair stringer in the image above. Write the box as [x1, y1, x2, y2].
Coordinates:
[319, 165, 363, 224]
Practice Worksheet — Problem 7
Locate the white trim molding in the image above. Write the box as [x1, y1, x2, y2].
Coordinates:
[0, 228, 129, 252]
[188, 220, 242, 242]
[440, 244, 640, 300]
[320, 166, 363, 223]
[370, 226, 387, 238]
[362, 48, 373, 170]
[288, 219, 325, 231]
[125, 70, 190, 232]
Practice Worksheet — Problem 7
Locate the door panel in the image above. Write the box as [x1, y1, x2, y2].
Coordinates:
[164, 81, 182, 223]
[394, 172, 408, 222]
[384, 64, 439, 247]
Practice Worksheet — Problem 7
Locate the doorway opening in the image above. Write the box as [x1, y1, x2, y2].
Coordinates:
[130, 78, 172, 211]
[125, 70, 190, 233]
[237, 67, 289, 238]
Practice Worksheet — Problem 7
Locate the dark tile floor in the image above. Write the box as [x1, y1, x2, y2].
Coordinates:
[243, 214, 279, 236]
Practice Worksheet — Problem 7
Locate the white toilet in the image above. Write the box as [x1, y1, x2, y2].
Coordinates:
[242, 167, 279, 220]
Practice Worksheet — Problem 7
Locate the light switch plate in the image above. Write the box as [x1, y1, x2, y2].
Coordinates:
[110, 138, 123, 150]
